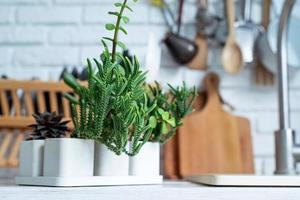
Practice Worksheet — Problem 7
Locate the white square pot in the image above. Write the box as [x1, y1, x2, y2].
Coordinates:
[43, 138, 94, 177]
[129, 142, 160, 176]
[19, 140, 45, 177]
[94, 142, 129, 176]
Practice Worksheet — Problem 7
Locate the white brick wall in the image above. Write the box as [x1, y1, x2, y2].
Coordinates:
[0, 0, 299, 175]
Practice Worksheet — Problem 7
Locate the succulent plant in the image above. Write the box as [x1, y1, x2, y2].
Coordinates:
[26, 112, 70, 140]
[147, 82, 197, 143]
[62, 0, 196, 156]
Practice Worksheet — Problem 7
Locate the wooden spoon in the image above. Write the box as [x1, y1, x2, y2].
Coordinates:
[222, 0, 243, 74]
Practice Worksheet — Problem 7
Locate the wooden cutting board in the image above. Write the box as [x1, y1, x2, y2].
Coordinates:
[163, 73, 254, 178]
[163, 92, 207, 179]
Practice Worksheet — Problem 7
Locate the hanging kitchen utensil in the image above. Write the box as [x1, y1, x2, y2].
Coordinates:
[150, 0, 198, 65]
[176, 0, 184, 34]
[214, 18, 228, 46]
[222, 0, 243, 74]
[235, 0, 262, 63]
[254, 0, 274, 85]
[164, 33, 198, 64]
[151, 0, 176, 32]
[196, 0, 218, 38]
[186, 0, 210, 70]
[177, 73, 253, 177]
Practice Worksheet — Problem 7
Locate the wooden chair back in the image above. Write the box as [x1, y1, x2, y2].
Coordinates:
[0, 80, 75, 168]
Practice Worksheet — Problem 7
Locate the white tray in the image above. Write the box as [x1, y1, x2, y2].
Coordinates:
[15, 176, 163, 187]
[185, 175, 300, 187]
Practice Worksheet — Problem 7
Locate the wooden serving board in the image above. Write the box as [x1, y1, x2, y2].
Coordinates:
[163, 73, 254, 179]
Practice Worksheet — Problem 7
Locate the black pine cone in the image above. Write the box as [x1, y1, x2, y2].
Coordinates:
[27, 112, 70, 140]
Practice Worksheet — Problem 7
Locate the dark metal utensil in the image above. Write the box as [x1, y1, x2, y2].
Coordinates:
[196, 0, 218, 38]
[150, 0, 198, 65]
[176, 0, 184, 34]
[164, 32, 198, 64]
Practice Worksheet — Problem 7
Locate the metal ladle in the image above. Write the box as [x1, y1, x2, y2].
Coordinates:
[235, 0, 262, 63]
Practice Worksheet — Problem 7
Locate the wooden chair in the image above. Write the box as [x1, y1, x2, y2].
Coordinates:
[0, 80, 75, 168]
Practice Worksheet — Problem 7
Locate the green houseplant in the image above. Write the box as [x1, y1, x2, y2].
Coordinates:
[128, 82, 196, 175]
[63, 0, 158, 176]
[63, 0, 196, 176]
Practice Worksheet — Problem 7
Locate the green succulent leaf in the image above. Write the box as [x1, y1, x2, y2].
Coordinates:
[105, 23, 116, 30]
[119, 26, 128, 35]
[102, 37, 114, 42]
[122, 16, 129, 24]
[63, 93, 79, 105]
[161, 122, 168, 134]
[157, 108, 164, 115]
[149, 116, 157, 128]
[63, 72, 82, 94]
[117, 41, 127, 50]
[114, 3, 122, 7]
[162, 111, 170, 121]
[125, 5, 133, 12]
[165, 117, 176, 127]
[108, 11, 120, 17]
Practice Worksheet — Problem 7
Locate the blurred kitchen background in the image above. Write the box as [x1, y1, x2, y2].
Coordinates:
[0, 0, 300, 177]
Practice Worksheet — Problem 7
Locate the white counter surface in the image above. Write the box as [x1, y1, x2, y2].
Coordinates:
[1, 179, 300, 200]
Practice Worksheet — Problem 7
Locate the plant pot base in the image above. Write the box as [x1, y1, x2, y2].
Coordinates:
[15, 175, 163, 187]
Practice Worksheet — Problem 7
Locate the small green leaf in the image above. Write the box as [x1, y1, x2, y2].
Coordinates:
[63, 93, 79, 105]
[105, 23, 115, 30]
[149, 116, 157, 128]
[102, 37, 114, 42]
[114, 2, 122, 7]
[119, 26, 128, 35]
[122, 16, 129, 24]
[125, 5, 133, 12]
[161, 122, 168, 134]
[117, 41, 127, 50]
[157, 108, 164, 115]
[165, 117, 176, 127]
[162, 112, 170, 121]
[108, 11, 119, 17]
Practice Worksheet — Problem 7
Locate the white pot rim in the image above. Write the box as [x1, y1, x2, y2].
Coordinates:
[23, 139, 45, 142]
[45, 138, 93, 142]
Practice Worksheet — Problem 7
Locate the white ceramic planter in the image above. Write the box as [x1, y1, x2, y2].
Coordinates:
[94, 142, 129, 176]
[19, 140, 45, 177]
[43, 138, 94, 177]
[129, 142, 160, 176]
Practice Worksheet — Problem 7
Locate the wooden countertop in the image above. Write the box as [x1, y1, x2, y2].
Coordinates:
[1, 179, 300, 200]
